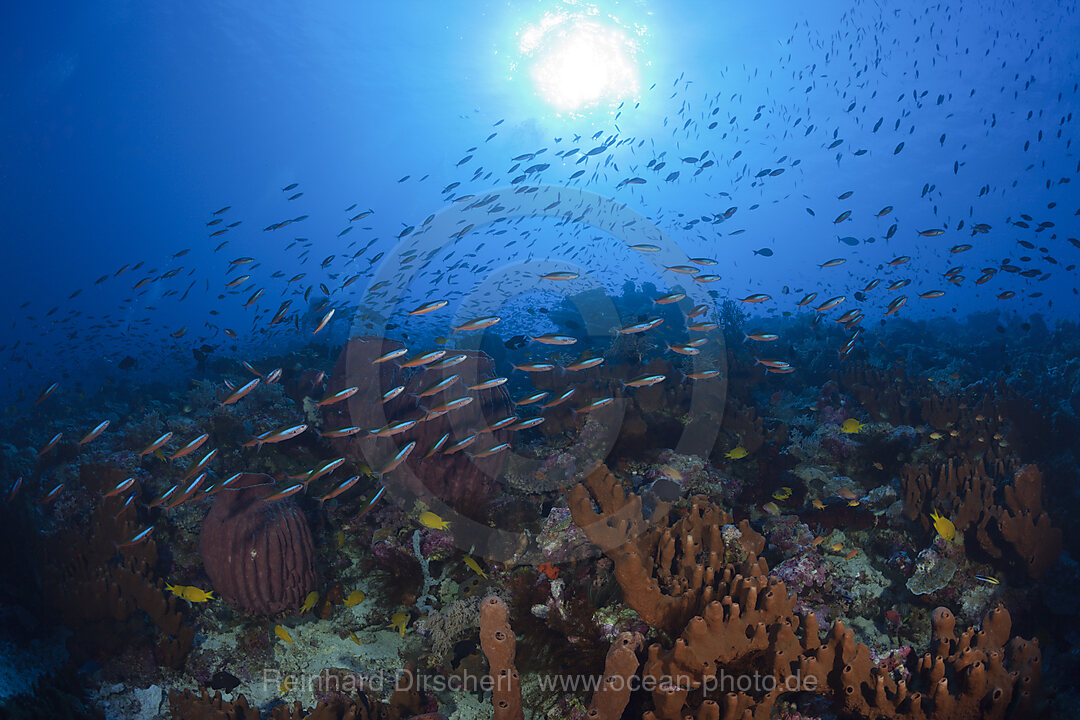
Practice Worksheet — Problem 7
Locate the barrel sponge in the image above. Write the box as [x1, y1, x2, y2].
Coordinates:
[199, 473, 316, 616]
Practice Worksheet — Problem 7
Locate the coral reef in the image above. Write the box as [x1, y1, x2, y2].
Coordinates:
[568, 465, 765, 635]
[168, 663, 424, 719]
[42, 464, 194, 670]
[902, 459, 1061, 580]
[906, 547, 959, 596]
[565, 463, 1043, 719]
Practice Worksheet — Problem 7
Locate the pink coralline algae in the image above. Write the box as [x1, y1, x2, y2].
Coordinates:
[763, 515, 816, 553]
[535, 506, 592, 565]
[819, 425, 859, 459]
[771, 554, 829, 607]
[648, 450, 742, 503]
[420, 528, 456, 560]
[199, 473, 317, 615]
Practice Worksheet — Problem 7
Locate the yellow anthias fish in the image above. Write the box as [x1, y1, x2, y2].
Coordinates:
[300, 591, 320, 614]
[812, 499, 826, 510]
[419, 511, 450, 530]
[344, 589, 365, 607]
[389, 611, 409, 638]
[725, 446, 749, 460]
[464, 555, 487, 579]
[274, 624, 293, 645]
[166, 583, 215, 603]
[839, 418, 864, 434]
[930, 510, 957, 543]
[772, 487, 792, 501]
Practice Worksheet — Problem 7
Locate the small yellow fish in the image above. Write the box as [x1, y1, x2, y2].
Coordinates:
[300, 591, 320, 614]
[419, 511, 450, 530]
[344, 589, 365, 607]
[166, 583, 215, 602]
[464, 555, 487, 579]
[348, 631, 363, 646]
[762, 501, 780, 516]
[829, 542, 844, 552]
[725, 446, 749, 460]
[930, 510, 957, 543]
[974, 574, 1000, 585]
[812, 499, 826, 510]
[154, 448, 168, 462]
[389, 611, 409, 637]
[839, 418, 864, 434]
[929, 431, 944, 440]
[274, 624, 293, 645]
[772, 487, 792, 501]
[335, 530, 345, 548]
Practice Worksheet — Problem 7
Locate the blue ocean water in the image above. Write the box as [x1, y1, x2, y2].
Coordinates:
[3, 0, 1078, 391]
[1, 0, 1078, 718]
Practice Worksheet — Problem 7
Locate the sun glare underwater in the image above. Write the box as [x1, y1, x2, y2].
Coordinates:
[517, 10, 643, 112]
[3, 0, 1080, 719]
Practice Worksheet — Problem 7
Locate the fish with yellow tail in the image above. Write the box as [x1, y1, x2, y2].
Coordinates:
[464, 555, 487, 579]
[389, 611, 409, 638]
[166, 583, 215, 602]
[419, 511, 450, 530]
[299, 591, 320, 614]
[725, 446, 748, 460]
[839, 418, 864, 434]
[274, 624, 293, 645]
[930, 510, 957, 543]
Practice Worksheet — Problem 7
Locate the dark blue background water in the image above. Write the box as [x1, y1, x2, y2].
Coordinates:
[3, 0, 1078, 400]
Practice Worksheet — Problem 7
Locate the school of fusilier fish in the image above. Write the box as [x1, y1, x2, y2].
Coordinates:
[1, 4, 1078, 714]
[10, 4, 1077, 499]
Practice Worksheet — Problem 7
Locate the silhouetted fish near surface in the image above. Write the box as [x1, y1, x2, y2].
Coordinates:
[504, 335, 528, 350]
